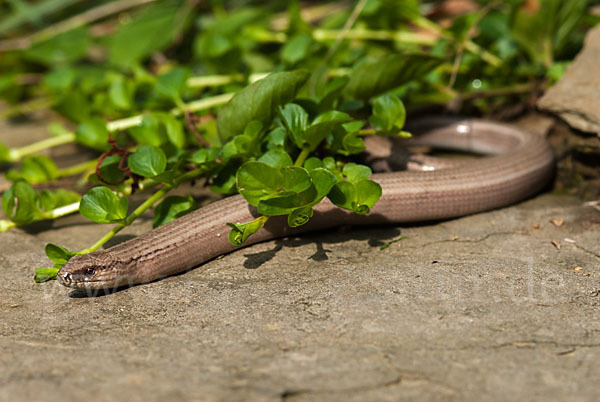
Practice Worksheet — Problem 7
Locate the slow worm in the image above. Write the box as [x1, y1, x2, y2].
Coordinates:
[57, 118, 554, 290]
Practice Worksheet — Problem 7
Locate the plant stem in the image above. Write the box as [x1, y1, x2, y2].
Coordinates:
[0, 220, 16, 232]
[412, 15, 501, 67]
[40, 201, 81, 220]
[186, 73, 266, 88]
[0, 96, 54, 120]
[0, 200, 81, 232]
[8, 133, 75, 162]
[9, 92, 234, 162]
[312, 28, 436, 45]
[78, 167, 206, 253]
[0, 0, 158, 51]
[57, 159, 98, 178]
[106, 92, 234, 131]
[294, 147, 311, 167]
[0, 0, 81, 36]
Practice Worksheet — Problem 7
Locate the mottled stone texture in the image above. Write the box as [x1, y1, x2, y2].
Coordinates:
[539, 25, 600, 134]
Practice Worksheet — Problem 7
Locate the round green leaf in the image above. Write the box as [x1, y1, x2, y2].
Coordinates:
[237, 161, 284, 206]
[354, 179, 382, 214]
[288, 206, 313, 227]
[258, 149, 293, 168]
[343, 163, 372, 183]
[2, 180, 40, 224]
[128, 145, 167, 178]
[282, 167, 312, 193]
[80, 186, 128, 223]
[75, 118, 109, 151]
[153, 196, 197, 228]
[45, 243, 75, 265]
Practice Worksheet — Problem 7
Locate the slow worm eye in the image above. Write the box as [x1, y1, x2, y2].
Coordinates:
[85, 267, 96, 276]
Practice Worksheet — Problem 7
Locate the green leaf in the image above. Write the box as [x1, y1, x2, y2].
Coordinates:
[221, 135, 253, 160]
[304, 119, 348, 151]
[309, 168, 338, 199]
[256, 168, 336, 216]
[281, 34, 313, 65]
[257, 190, 316, 216]
[2, 180, 40, 224]
[0, 141, 11, 163]
[79, 186, 128, 223]
[128, 145, 167, 178]
[38, 189, 81, 212]
[108, 76, 132, 110]
[288, 206, 313, 227]
[98, 155, 124, 184]
[75, 118, 110, 151]
[104, 0, 184, 68]
[25, 27, 90, 65]
[43, 68, 76, 92]
[511, 0, 587, 66]
[48, 122, 72, 137]
[264, 127, 287, 150]
[153, 195, 196, 228]
[6, 155, 59, 184]
[45, 243, 75, 265]
[258, 149, 293, 168]
[217, 70, 309, 141]
[317, 76, 349, 110]
[341, 132, 366, 155]
[34, 268, 60, 283]
[282, 167, 312, 193]
[345, 53, 442, 100]
[279, 103, 309, 147]
[159, 114, 186, 149]
[354, 179, 382, 214]
[227, 215, 269, 246]
[369, 94, 406, 132]
[155, 67, 189, 104]
[328, 178, 382, 215]
[128, 114, 167, 147]
[188, 147, 220, 165]
[328, 181, 356, 211]
[210, 164, 238, 195]
[303, 157, 323, 171]
[237, 161, 284, 206]
[343, 163, 372, 183]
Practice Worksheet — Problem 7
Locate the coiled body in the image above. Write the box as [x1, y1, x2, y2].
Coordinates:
[57, 118, 554, 290]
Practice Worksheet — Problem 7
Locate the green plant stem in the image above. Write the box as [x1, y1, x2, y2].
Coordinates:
[294, 147, 311, 167]
[0, 220, 16, 232]
[0, 96, 54, 121]
[312, 28, 436, 45]
[0, 0, 158, 51]
[107, 92, 234, 131]
[0, 200, 80, 232]
[39, 201, 81, 220]
[56, 159, 98, 178]
[186, 73, 266, 88]
[0, 0, 80, 36]
[411, 15, 501, 67]
[8, 133, 75, 162]
[78, 167, 206, 253]
[9, 92, 234, 162]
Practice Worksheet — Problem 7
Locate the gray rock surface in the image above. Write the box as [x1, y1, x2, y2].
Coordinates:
[1, 193, 600, 401]
[538, 25, 600, 134]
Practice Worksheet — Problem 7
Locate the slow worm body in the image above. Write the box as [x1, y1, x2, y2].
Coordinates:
[57, 118, 554, 289]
